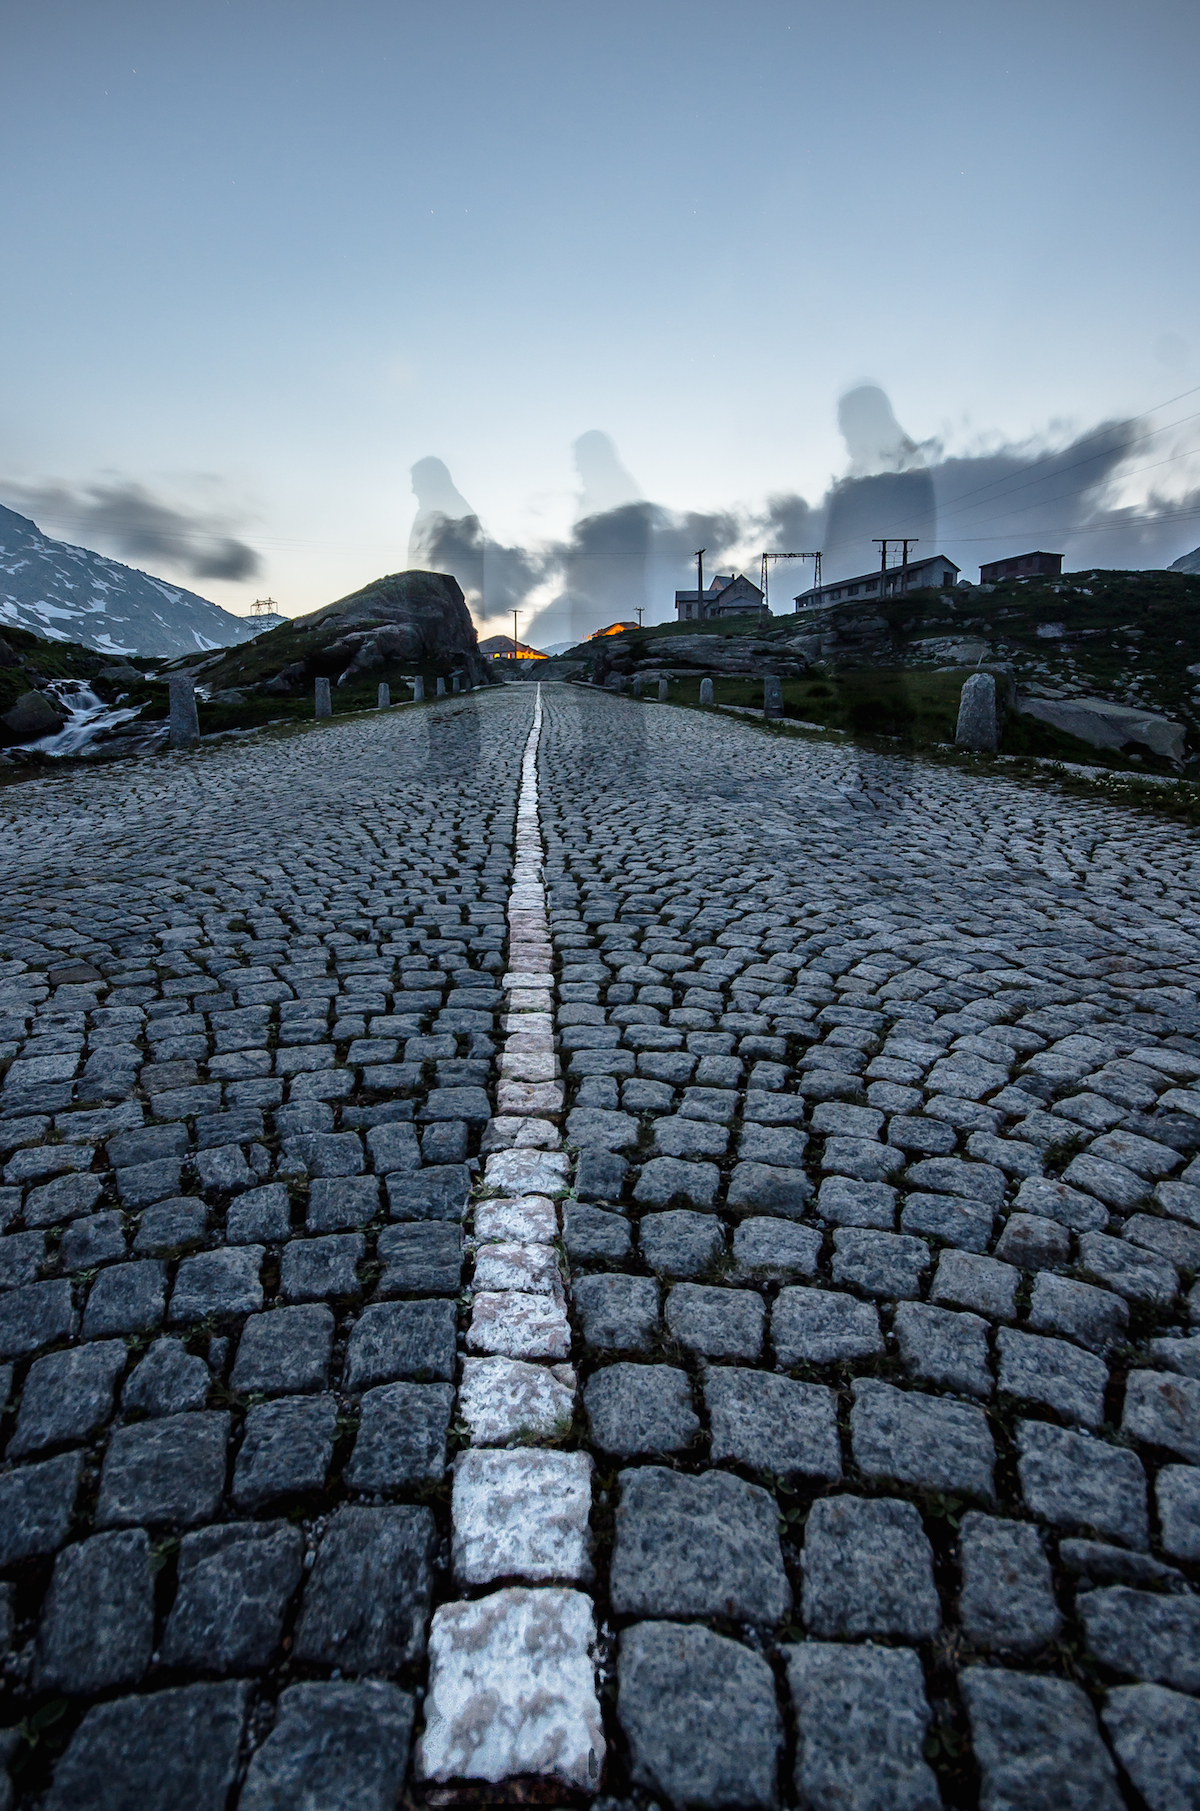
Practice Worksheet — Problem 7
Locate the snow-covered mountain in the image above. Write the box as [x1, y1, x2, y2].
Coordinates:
[0, 503, 259, 656]
[1170, 546, 1200, 576]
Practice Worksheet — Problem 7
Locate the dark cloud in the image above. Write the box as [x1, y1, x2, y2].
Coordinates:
[0, 479, 262, 582]
[927, 418, 1200, 574]
[411, 504, 546, 620]
[411, 403, 1200, 646]
[413, 508, 486, 604]
[761, 492, 823, 550]
[762, 401, 1200, 591]
[407, 459, 546, 623]
[524, 503, 747, 649]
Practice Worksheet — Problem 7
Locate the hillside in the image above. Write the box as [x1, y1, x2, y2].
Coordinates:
[560, 567, 1200, 771]
[0, 503, 259, 657]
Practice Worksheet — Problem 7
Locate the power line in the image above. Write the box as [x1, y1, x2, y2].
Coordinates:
[930, 408, 1200, 533]
[918, 379, 1200, 522]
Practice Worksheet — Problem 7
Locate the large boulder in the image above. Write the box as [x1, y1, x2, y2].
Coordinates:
[92, 664, 146, 701]
[264, 571, 490, 692]
[309, 571, 483, 671]
[782, 608, 894, 667]
[1017, 695, 1186, 765]
[632, 636, 807, 676]
[0, 690, 68, 742]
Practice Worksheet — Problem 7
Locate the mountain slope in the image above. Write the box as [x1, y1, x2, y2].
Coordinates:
[0, 503, 259, 657]
[1170, 546, 1200, 575]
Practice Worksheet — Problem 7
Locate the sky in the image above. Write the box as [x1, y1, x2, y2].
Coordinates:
[2, 0, 1199, 641]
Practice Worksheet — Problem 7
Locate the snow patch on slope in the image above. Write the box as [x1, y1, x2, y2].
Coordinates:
[0, 503, 259, 657]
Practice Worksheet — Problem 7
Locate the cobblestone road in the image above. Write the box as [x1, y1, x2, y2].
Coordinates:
[1, 682, 1199, 1809]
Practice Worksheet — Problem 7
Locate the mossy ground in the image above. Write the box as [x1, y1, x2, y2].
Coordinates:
[649, 667, 1181, 777]
[128, 664, 450, 736]
[0, 624, 168, 719]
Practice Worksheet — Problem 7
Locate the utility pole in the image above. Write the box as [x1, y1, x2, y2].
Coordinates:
[871, 539, 919, 601]
[694, 549, 705, 621]
[636, 608, 644, 627]
[511, 609, 521, 658]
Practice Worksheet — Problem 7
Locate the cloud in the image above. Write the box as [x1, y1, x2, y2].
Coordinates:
[412, 506, 547, 620]
[407, 458, 548, 622]
[410, 401, 1200, 647]
[522, 502, 749, 649]
[0, 479, 262, 582]
[759, 402, 1200, 587]
[926, 417, 1200, 573]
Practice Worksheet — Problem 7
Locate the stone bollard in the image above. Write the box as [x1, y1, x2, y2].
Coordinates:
[700, 677, 714, 705]
[168, 675, 200, 750]
[412, 676, 425, 702]
[657, 677, 668, 701]
[436, 677, 447, 698]
[377, 682, 390, 709]
[632, 675, 643, 697]
[314, 677, 332, 719]
[451, 674, 461, 694]
[956, 672, 998, 751]
[763, 675, 783, 719]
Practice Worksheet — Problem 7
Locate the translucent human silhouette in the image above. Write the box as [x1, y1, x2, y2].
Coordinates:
[407, 457, 484, 607]
[822, 384, 936, 581]
[573, 430, 643, 520]
[525, 431, 652, 649]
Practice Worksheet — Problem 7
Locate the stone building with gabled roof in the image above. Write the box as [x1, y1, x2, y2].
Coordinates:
[674, 573, 765, 621]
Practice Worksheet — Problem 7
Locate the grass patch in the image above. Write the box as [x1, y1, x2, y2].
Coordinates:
[648, 665, 1184, 775]
[0, 624, 169, 719]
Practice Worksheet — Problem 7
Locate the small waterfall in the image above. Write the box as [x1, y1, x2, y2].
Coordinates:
[23, 679, 167, 759]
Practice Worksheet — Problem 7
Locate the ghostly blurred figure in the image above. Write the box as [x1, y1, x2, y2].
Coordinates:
[408, 458, 485, 607]
[573, 430, 642, 518]
[526, 431, 652, 648]
[822, 386, 936, 581]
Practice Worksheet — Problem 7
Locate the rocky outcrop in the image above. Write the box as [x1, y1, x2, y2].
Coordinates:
[260, 571, 491, 694]
[1017, 695, 1186, 764]
[0, 690, 68, 742]
[640, 635, 806, 675]
[92, 665, 146, 701]
[593, 635, 808, 681]
[784, 612, 894, 666]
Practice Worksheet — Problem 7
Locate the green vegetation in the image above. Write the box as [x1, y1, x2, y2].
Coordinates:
[195, 669, 434, 736]
[563, 566, 1200, 776]
[0, 623, 167, 717]
[172, 608, 470, 698]
[877, 568, 1200, 741]
[647, 666, 1174, 773]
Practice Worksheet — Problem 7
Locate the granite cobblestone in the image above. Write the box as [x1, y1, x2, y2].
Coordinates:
[2, 680, 1200, 1805]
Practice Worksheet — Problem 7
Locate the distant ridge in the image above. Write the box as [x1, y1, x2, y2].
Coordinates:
[1169, 545, 1200, 575]
[0, 502, 259, 657]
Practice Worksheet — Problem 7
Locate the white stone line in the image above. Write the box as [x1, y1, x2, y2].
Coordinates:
[417, 684, 605, 1793]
